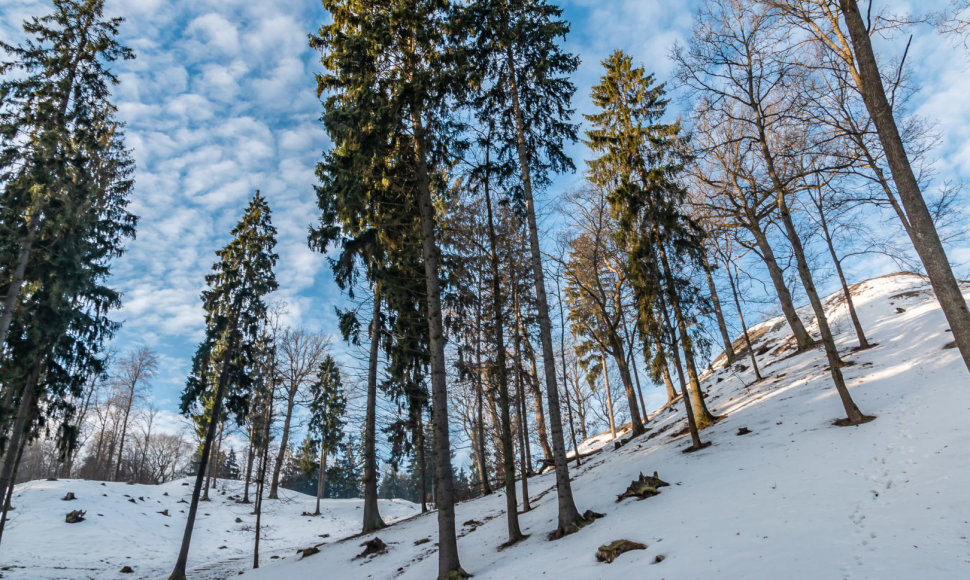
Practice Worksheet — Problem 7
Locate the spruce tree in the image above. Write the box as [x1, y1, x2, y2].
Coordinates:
[585, 50, 715, 438]
[311, 1, 467, 575]
[169, 192, 278, 580]
[308, 355, 346, 515]
[461, 0, 588, 539]
[0, 0, 136, 534]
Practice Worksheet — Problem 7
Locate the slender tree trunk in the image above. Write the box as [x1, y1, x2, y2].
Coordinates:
[169, 355, 232, 580]
[652, 333, 678, 403]
[483, 163, 522, 542]
[515, 344, 532, 513]
[410, 109, 463, 578]
[506, 47, 583, 537]
[777, 194, 865, 423]
[601, 352, 617, 440]
[0, 432, 26, 546]
[113, 385, 136, 482]
[253, 404, 272, 570]
[749, 224, 815, 351]
[0, 202, 38, 366]
[473, 295, 492, 496]
[523, 339, 553, 463]
[0, 363, 40, 548]
[841, 0, 970, 373]
[815, 196, 870, 350]
[658, 244, 716, 427]
[657, 296, 705, 449]
[417, 411, 427, 513]
[702, 252, 736, 363]
[243, 434, 255, 503]
[608, 330, 644, 435]
[270, 391, 298, 500]
[725, 257, 763, 382]
[211, 421, 224, 490]
[315, 446, 327, 515]
[361, 289, 385, 532]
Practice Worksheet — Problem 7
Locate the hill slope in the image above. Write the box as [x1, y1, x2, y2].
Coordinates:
[4, 272, 970, 579]
[238, 272, 970, 579]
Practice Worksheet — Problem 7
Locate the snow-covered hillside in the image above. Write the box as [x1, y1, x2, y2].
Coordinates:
[0, 478, 419, 579]
[5, 272, 970, 579]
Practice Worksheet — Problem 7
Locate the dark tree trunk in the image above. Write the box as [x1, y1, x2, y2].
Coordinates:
[841, 0, 970, 373]
[748, 224, 815, 351]
[0, 362, 40, 548]
[512, 309, 532, 512]
[315, 446, 327, 515]
[361, 289, 385, 533]
[410, 109, 463, 578]
[658, 244, 716, 427]
[243, 434, 255, 503]
[506, 46, 583, 537]
[651, 332, 679, 403]
[169, 355, 232, 580]
[657, 294, 705, 449]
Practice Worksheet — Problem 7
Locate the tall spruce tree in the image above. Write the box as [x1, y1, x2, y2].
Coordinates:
[585, 50, 715, 438]
[169, 192, 278, 580]
[0, 0, 136, 534]
[308, 355, 346, 515]
[311, 1, 467, 575]
[461, 0, 589, 539]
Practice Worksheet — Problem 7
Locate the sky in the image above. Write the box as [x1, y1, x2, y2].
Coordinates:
[1, 0, 969, 438]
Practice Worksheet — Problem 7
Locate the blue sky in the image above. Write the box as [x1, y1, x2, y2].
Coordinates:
[1, 0, 968, 433]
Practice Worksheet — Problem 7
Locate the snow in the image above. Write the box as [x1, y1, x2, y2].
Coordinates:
[0, 478, 419, 579]
[5, 272, 970, 579]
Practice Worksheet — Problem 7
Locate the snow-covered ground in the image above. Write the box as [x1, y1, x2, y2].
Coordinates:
[5, 272, 970, 579]
[0, 477, 419, 578]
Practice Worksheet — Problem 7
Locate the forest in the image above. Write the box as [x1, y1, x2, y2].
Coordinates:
[2, 1, 970, 579]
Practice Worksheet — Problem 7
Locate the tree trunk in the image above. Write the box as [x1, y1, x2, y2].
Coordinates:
[702, 252, 737, 363]
[410, 109, 463, 578]
[417, 411, 427, 513]
[361, 289, 385, 532]
[0, 362, 40, 548]
[243, 434, 255, 503]
[473, 296, 492, 496]
[512, 312, 532, 512]
[113, 384, 136, 482]
[506, 46, 583, 537]
[315, 446, 327, 515]
[608, 330, 644, 435]
[657, 294, 705, 449]
[841, 0, 970, 374]
[523, 339, 553, 463]
[816, 200, 869, 349]
[749, 224, 815, 351]
[253, 404, 272, 570]
[270, 390, 298, 500]
[652, 332, 679, 403]
[169, 354, 232, 580]
[725, 257, 763, 382]
[658, 244, 716, 427]
[777, 194, 866, 423]
[601, 352, 617, 440]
